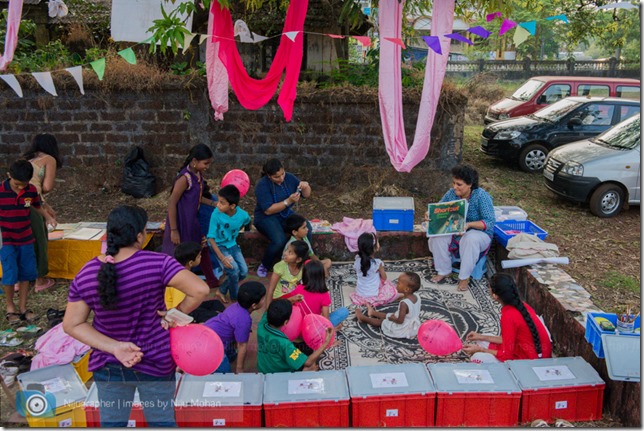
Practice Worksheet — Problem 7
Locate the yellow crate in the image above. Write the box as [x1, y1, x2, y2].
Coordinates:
[72, 350, 93, 383]
[26, 401, 86, 428]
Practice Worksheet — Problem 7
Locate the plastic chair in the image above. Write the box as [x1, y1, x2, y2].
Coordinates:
[451, 253, 488, 280]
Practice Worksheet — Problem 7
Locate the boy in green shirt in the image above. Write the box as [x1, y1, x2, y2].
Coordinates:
[257, 299, 332, 373]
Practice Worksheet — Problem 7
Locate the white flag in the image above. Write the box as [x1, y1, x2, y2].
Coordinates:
[199, 34, 209, 45]
[183, 32, 196, 53]
[0, 74, 23, 98]
[284, 31, 299, 42]
[65, 65, 84, 95]
[32, 72, 58, 96]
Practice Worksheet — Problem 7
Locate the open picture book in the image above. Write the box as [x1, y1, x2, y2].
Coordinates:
[426, 199, 468, 237]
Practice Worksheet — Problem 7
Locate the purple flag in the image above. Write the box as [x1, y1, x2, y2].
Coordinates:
[445, 33, 473, 45]
[486, 12, 502, 22]
[468, 26, 491, 39]
[499, 19, 517, 35]
[422, 35, 442, 54]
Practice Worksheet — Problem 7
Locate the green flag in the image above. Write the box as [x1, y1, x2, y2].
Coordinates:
[117, 47, 137, 65]
[90, 58, 106, 81]
[513, 25, 531, 47]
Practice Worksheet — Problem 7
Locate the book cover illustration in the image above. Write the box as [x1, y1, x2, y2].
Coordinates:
[426, 199, 468, 237]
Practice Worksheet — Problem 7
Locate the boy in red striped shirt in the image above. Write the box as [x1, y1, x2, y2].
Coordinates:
[0, 160, 57, 324]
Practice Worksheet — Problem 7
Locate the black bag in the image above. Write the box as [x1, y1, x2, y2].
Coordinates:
[121, 146, 156, 198]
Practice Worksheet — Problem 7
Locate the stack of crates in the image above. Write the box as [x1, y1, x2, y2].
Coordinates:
[71, 350, 92, 384]
[84, 383, 148, 427]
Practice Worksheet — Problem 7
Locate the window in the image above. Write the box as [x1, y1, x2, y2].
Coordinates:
[619, 105, 640, 122]
[577, 104, 615, 126]
[577, 84, 609, 97]
[541, 84, 571, 104]
[616, 85, 640, 100]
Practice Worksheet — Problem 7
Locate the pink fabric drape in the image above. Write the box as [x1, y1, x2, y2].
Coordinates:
[331, 217, 377, 253]
[206, 0, 308, 121]
[0, 0, 24, 71]
[378, 0, 455, 172]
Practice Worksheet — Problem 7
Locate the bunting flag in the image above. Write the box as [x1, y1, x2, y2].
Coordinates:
[233, 19, 268, 43]
[326, 34, 345, 39]
[117, 47, 137, 65]
[499, 19, 518, 35]
[519, 21, 537, 36]
[468, 26, 491, 39]
[90, 58, 106, 80]
[0, 74, 23, 97]
[199, 34, 208, 44]
[352, 36, 371, 47]
[183, 32, 196, 52]
[284, 31, 299, 42]
[546, 14, 569, 23]
[513, 25, 531, 46]
[445, 33, 473, 45]
[65, 66, 84, 95]
[32, 72, 57, 96]
[422, 35, 442, 54]
[598, 2, 638, 9]
[486, 11, 502, 22]
[384, 37, 406, 49]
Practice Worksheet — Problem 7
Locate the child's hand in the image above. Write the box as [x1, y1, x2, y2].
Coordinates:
[465, 331, 480, 342]
[222, 256, 234, 269]
[424, 211, 430, 222]
[461, 343, 482, 355]
[45, 216, 57, 229]
[324, 327, 333, 343]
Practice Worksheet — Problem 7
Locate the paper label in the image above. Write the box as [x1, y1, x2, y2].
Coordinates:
[369, 372, 409, 389]
[453, 369, 494, 384]
[287, 378, 325, 395]
[386, 409, 399, 417]
[127, 420, 136, 427]
[532, 366, 576, 381]
[41, 377, 68, 393]
[213, 419, 226, 426]
[203, 381, 242, 398]
[59, 418, 72, 427]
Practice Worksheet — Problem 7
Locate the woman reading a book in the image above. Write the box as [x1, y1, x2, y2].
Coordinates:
[425, 164, 495, 292]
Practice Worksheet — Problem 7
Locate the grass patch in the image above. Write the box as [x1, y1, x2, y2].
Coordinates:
[600, 271, 641, 294]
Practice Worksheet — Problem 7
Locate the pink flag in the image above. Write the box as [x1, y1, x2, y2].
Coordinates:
[499, 19, 517, 35]
[352, 36, 371, 47]
[486, 11, 502, 21]
[422, 36, 442, 55]
[326, 34, 345, 39]
[384, 37, 406, 49]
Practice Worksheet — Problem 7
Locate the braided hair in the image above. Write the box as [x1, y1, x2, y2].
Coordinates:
[97, 205, 148, 310]
[357, 232, 377, 277]
[490, 273, 543, 356]
[179, 144, 213, 172]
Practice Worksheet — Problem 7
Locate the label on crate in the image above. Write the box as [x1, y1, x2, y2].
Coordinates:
[288, 378, 325, 395]
[386, 409, 399, 417]
[213, 419, 226, 426]
[59, 418, 72, 427]
[555, 401, 568, 410]
[127, 420, 136, 427]
[41, 377, 68, 394]
[453, 369, 494, 384]
[369, 372, 409, 389]
[203, 381, 242, 397]
[532, 366, 576, 381]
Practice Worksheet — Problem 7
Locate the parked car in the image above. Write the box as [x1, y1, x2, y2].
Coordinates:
[485, 76, 640, 124]
[543, 114, 640, 218]
[480, 96, 640, 172]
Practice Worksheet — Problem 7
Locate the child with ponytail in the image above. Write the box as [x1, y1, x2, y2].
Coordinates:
[350, 232, 398, 306]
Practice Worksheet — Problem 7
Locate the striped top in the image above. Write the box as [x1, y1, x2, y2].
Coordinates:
[68, 250, 184, 376]
[0, 179, 41, 245]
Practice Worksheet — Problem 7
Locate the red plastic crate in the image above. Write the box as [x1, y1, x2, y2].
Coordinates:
[519, 384, 604, 424]
[263, 399, 350, 427]
[175, 405, 262, 427]
[351, 393, 435, 427]
[435, 392, 521, 427]
[84, 384, 147, 428]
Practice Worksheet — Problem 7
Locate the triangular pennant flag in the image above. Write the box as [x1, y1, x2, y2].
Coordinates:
[486, 12, 502, 22]
[90, 58, 106, 81]
[421, 35, 442, 54]
[32, 72, 57, 96]
[468, 26, 491, 39]
[0, 74, 23, 97]
[199, 34, 208, 45]
[326, 34, 345, 39]
[513, 25, 531, 46]
[445, 33, 473, 45]
[499, 19, 518, 35]
[117, 47, 136, 65]
[352, 36, 371, 47]
[64, 66, 85, 95]
[546, 14, 569, 24]
[183, 32, 196, 52]
[384, 37, 406, 49]
[519, 21, 537, 36]
[284, 31, 299, 42]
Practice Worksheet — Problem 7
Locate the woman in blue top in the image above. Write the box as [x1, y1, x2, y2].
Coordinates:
[254, 158, 312, 277]
[426, 165, 495, 292]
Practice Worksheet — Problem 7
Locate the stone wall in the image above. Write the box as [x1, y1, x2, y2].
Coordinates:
[0, 76, 466, 197]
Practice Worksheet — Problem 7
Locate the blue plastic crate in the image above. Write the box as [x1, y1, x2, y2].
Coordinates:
[493, 220, 548, 248]
[585, 312, 640, 358]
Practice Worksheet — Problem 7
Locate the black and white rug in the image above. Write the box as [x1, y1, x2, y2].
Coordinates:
[318, 259, 501, 370]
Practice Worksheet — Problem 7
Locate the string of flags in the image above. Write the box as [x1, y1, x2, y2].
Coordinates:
[0, 11, 569, 98]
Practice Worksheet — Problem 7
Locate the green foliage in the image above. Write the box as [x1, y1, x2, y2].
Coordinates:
[10, 40, 80, 73]
[0, 10, 36, 54]
[170, 61, 191, 75]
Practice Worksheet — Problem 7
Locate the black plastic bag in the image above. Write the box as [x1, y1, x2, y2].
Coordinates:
[121, 146, 156, 198]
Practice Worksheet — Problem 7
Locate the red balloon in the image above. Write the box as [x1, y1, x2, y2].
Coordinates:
[170, 324, 224, 376]
[301, 314, 335, 351]
[281, 304, 303, 341]
[417, 320, 462, 356]
[221, 169, 250, 197]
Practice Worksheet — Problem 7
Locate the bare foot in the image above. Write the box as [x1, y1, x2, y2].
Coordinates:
[355, 307, 367, 322]
[366, 304, 377, 318]
[334, 322, 343, 331]
[457, 279, 469, 292]
[215, 291, 230, 304]
[431, 274, 448, 284]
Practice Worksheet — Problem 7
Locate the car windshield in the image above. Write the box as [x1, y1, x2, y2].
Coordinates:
[510, 79, 545, 101]
[593, 115, 641, 150]
[532, 99, 582, 122]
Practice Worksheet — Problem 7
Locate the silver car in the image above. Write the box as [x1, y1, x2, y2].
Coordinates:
[543, 114, 640, 217]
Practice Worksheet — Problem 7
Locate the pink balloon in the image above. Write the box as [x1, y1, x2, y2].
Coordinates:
[301, 314, 335, 351]
[221, 169, 250, 197]
[417, 320, 462, 356]
[281, 304, 303, 341]
[170, 324, 224, 376]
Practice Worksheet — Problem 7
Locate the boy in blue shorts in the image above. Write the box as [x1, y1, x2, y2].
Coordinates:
[1, 160, 57, 324]
[207, 185, 251, 302]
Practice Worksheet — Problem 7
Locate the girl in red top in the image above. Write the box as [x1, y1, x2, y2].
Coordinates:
[462, 273, 552, 362]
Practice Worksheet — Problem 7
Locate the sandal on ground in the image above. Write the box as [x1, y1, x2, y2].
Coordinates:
[431, 275, 450, 284]
[457, 283, 470, 292]
[16, 325, 42, 338]
[34, 278, 55, 292]
[555, 419, 574, 427]
[0, 336, 23, 347]
[531, 419, 550, 427]
[19, 310, 37, 322]
[6, 312, 22, 325]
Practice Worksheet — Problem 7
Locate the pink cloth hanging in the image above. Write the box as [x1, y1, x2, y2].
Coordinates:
[206, 0, 308, 121]
[331, 217, 377, 253]
[0, 0, 24, 71]
[378, 0, 455, 172]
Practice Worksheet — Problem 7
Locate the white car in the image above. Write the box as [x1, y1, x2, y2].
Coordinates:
[543, 114, 640, 217]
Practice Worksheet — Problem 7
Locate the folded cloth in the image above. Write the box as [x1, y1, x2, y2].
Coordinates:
[331, 217, 377, 252]
[31, 323, 90, 370]
[506, 233, 559, 259]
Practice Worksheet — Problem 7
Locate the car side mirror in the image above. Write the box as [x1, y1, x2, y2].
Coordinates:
[568, 117, 583, 127]
[537, 95, 547, 104]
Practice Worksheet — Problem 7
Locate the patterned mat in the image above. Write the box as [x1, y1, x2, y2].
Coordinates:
[318, 259, 501, 370]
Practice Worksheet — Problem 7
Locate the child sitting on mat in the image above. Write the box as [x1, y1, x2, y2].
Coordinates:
[284, 213, 332, 278]
[356, 272, 422, 339]
[265, 240, 309, 310]
[350, 232, 398, 306]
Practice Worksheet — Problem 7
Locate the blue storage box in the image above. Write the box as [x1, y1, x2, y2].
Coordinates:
[372, 197, 414, 232]
[601, 334, 640, 382]
[494, 220, 548, 248]
[584, 312, 640, 358]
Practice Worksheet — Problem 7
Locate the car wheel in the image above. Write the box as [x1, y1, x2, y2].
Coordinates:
[589, 184, 625, 218]
[519, 144, 548, 173]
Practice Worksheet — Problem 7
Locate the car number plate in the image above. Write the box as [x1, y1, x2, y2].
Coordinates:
[543, 170, 554, 181]
[480, 138, 488, 148]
